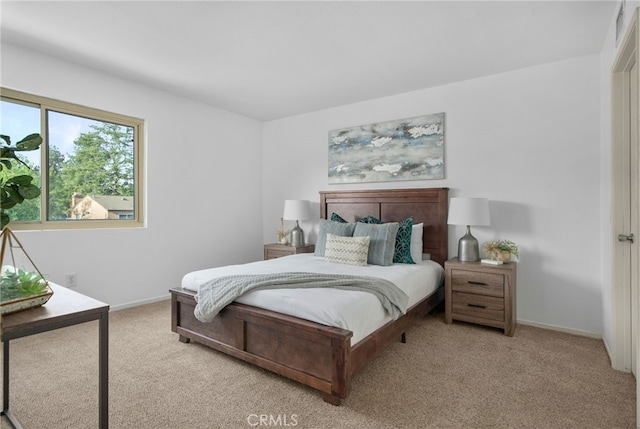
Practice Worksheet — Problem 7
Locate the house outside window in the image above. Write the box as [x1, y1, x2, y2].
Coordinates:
[70, 194, 134, 220]
[1, 88, 144, 229]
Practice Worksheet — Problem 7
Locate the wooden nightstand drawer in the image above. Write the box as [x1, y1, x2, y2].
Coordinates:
[264, 243, 315, 260]
[450, 269, 504, 297]
[265, 248, 294, 259]
[451, 291, 504, 322]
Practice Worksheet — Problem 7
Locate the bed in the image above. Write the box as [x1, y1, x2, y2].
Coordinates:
[170, 187, 449, 405]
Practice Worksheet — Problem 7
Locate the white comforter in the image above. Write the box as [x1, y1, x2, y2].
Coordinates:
[182, 253, 444, 344]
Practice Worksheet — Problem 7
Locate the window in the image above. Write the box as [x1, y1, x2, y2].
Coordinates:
[1, 88, 144, 229]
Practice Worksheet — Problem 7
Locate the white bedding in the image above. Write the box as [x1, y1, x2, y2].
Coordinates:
[182, 253, 444, 344]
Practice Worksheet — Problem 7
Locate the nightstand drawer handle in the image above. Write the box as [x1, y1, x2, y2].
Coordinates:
[468, 303, 487, 309]
[467, 281, 487, 286]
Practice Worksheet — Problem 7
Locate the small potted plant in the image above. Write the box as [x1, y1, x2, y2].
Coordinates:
[1, 267, 48, 301]
[276, 218, 291, 244]
[0, 227, 52, 314]
[483, 239, 519, 261]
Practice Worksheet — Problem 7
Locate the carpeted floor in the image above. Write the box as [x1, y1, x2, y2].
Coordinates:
[0, 299, 635, 428]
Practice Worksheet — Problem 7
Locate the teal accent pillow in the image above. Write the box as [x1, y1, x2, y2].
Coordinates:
[393, 217, 415, 264]
[314, 219, 356, 256]
[358, 215, 383, 224]
[353, 222, 399, 266]
[356, 215, 415, 264]
[330, 212, 348, 223]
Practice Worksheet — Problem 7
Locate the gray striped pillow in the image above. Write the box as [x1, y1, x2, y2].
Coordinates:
[353, 222, 400, 266]
[314, 219, 357, 256]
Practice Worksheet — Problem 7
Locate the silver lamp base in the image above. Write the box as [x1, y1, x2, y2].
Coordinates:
[457, 225, 480, 262]
[289, 221, 305, 247]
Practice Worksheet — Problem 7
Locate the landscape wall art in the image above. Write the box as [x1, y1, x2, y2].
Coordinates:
[328, 113, 444, 184]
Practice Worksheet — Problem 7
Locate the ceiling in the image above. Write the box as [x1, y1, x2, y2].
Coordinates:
[1, 1, 617, 122]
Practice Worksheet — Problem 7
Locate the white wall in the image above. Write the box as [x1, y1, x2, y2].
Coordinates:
[263, 54, 603, 336]
[1, 43, 264, 309]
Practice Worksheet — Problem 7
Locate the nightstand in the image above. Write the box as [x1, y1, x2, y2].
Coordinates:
[444, 257, 516, 336]
[264, 243, 315, 260]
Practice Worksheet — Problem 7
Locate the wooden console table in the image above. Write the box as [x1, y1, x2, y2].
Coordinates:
[1, 284, 109, 428]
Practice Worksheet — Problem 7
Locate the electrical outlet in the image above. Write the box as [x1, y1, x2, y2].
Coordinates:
[65, 273, 77, 288]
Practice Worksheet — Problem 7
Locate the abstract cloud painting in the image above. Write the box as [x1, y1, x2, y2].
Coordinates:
[328, 113, 444, 184]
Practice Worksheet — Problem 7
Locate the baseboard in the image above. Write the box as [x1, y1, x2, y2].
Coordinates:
[111, 294, 170, 312]
[517, 319, 602, 340]
[602, 336, 633, 373]
[602, 337, 615, 366]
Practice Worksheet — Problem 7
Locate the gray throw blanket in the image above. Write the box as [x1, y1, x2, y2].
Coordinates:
[194, 272, 409, 323]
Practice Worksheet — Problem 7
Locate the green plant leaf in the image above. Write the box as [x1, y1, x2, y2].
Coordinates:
[4, 186, 24, 205]
[0, 148, 17, 159]
[18, 183, 40, 199]
[7, 174, 33, 185]
[15, 133, 42, 151]
[1, 186, 19, 208]
[1, 200, 17, 209]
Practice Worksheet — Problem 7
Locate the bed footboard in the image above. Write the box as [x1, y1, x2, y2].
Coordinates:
[170, 285, 444, 405]
[170, 287, 353, 405]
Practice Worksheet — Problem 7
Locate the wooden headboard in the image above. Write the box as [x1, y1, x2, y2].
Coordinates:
[319, 188, 449, 267]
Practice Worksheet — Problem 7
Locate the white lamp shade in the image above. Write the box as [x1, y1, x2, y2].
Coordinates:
[447, 197, 490, 226]
[283, 200, 311, 220]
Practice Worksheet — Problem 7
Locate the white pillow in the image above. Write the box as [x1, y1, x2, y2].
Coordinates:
[410, 223, 423, 262]
[325, 234, 370, 266]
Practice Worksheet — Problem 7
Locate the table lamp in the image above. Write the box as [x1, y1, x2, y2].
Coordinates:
[447, 197, 490, 262]
[283, 200, 311, 247]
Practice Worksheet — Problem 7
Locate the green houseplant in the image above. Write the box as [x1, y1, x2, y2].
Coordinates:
[0, 267, 48, 301]
[1, 133, 43, 229]
[0, 227, 53, 314]
[0, 133, 50, 314]
[483, 239, 519, 261]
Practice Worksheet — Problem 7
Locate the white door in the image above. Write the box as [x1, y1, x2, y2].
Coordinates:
[612, 14, 639, 428]
[630, 59, 638, 378]
[611, 4, 639, 380]
[616, 58, 639, 377]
